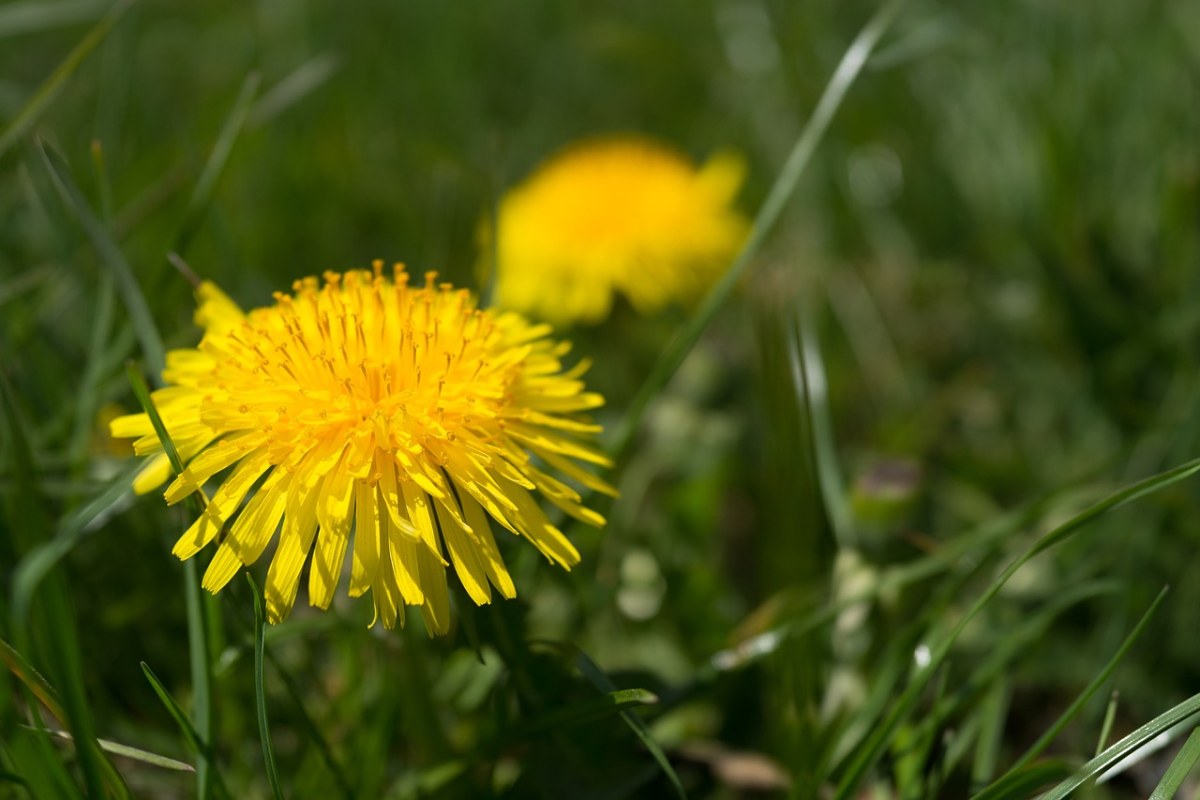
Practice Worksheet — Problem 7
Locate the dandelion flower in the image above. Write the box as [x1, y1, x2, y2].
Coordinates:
[488, 137, 749, 326]
[111, 265, 615, 633]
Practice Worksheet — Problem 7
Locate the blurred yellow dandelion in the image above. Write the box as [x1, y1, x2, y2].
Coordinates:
[111, 264, 615, 633]
[489, 137, 749, 326]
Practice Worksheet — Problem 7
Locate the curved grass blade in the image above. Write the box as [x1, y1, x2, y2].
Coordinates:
[0, 0, 137, 157]
[513, 689, 659, 738]
[12, 464, 137, 626]
[996, 586, 1168, 780]
[127, 365, 216, 799]
[245, 576, 285, 800]
[248, 54, 339, 128]
[30, 727, 194, 773]
[0, 372, 123, 798]
[0, 0, 106, 40]
[1149, 727, 1200, 800]
[140, 662, 206, 758]
[970, 759, 1078, 800]
[833, 454, 1200, 799]
[537, 641, 686, 799]
[1096, 692, 1119, 756]
[611, 0, 908, 461]
[175, 72, 261, 256]
[0, 638, 66, 722]
[39, 140, 166, 378]
[1042, 695, 1200, 799]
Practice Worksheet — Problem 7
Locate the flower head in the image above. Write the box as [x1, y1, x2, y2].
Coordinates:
[489, 137, 749, 326]
[111, 265, 614, 633]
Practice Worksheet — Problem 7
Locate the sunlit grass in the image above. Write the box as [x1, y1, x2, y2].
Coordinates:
[3, 1, 1200, 797]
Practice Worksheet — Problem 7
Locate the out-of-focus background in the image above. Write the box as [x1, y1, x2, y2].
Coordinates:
[3, 1, 1200, 797]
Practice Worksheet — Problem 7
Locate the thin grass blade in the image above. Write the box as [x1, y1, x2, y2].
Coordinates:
[537, 641, 686, 799]
[1041, 694, 1200, 799]
[611, 0, 908, 460]
[248, 54, 339, 128]
[127, 365, 215, 798]
[1149, 726, 1200, 800]
[31, 727, 195, 773]
[970, 759, 1078, 800]
[245, 576, 285, 800]
[998, 586, 1168, 779]
[39, 141, 166, 377]
[513, 689, 659, 737]
[0, 0, 136, 157]
[833, 454, 1200, 799]
[0, 638, 66, 722]
[175, 72, 261, 256]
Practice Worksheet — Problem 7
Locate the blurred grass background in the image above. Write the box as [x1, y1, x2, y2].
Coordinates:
[3, 0, 1200, 797]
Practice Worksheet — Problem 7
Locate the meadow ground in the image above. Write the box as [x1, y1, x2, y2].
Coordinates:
[3, 1, 1200, 798]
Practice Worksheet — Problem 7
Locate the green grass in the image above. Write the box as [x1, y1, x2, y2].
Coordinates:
[3, 0, 1200, 797]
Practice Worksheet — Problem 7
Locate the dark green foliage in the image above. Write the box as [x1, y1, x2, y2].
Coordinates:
[3, 1, 1200, 797]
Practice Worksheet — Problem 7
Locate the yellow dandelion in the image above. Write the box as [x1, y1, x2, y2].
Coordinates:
[488, 137, 749, 326]
[111, 264, 615, 633]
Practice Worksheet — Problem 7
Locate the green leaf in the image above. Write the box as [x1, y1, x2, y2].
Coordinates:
[1000, 586, 1168, 778]
[174, 71, 262, 256]
[0, 638, 66, 722]
[245, 576, 284, 800]
[29, 727, 195, 773]
[1041, 694, 1200, 799]
[248, 54, 339, 128]
[609, 0, 908, 461]
[12, 464, 138, 627]
[0, 372, 125, 799]
[833, 454, 1200, 799]
[970, 759, 1078, 800]
[38, 141, 166, 378]
[513, 688, 659, 737]
[1149, 726, 1200, 800]
[127, 365, 216, 798]
[537, 641, 686, 799]
[0, 0, 137, 157]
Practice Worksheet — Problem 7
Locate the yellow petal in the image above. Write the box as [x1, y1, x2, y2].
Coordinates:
[434, 494, 491, 606]
[458, 489, 516, 599]
[349, 481, 381, 597]
[415, 544, 450, 636]
[497, 476, 580, 568]
[172, 448, 271, 559]
[309, 449, 356, 609]
[164, 432, 267, 505]
[386, 514, 425, 606]
[132, 453, 173, 495]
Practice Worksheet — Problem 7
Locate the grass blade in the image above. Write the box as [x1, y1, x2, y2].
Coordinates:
[833, 454, 1200, 799]
[12, 464, 137, 627]
[0, 638, 66, 722]
[538, 641, 686, 799]
[126, 365, 215, 798]
[970, 759, 1078, 800]
[1042, 695, 1200, 799]
[1096, 692, 1119, 756]
[998, 586, 1168, 778]
[140, 662, 206, 757]
[0, 0, 107, 39]
[30, 727, 195, 773]
[513, 689, 659, 737]
[1149, 727, 1200, 800]
[610, 0, 907, 460]
[248, 54, 339, 128]
[0, 0, 136, 157]
[0, 371, 124, 798]
[245, 576, 285, 800]
[39, 140, 166, 378]
[174, 72, 262, 256]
